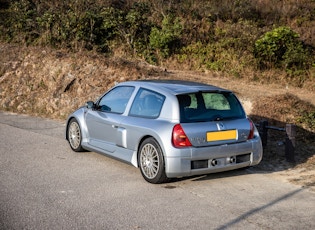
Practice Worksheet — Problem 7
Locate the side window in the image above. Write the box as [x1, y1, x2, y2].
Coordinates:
[129, 88, 165, 118]
[98, 86, 134, 114]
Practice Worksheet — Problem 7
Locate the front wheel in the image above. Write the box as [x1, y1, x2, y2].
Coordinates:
[138, 138, 167, 184]
[67, 118, 85, 152]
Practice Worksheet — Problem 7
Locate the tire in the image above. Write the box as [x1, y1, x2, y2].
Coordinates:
[67, 118, 85, 152]
[138, 137, 168, 184]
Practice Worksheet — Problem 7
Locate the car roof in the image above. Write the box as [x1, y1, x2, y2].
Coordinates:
[121, 80, 231, 95]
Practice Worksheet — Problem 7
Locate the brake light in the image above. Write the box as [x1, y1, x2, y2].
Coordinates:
[172, 124, 192, 147]
[248, 119, 255, 140]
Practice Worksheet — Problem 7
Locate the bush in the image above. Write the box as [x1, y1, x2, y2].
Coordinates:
[254, 26, 312, 70]
[3, 0, 38, 44]
[177, 19, 259, 75]
[297, 111, 315, 132]
[149, 15, 183, 59]
[101, 3, 152, 54]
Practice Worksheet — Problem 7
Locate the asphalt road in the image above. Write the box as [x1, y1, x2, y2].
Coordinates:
[0, 111, 314, 230]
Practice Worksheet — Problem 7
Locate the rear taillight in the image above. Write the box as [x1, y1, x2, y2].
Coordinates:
[248, 119, 255, 140]
[172, 124, 192, 148]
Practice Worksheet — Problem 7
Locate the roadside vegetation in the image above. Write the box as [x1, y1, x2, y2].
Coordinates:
[1, 0, 314, 86]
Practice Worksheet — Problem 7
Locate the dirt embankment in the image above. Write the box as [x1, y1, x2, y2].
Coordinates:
[0, 43, 314, 191]
[0, 43, 163, 119]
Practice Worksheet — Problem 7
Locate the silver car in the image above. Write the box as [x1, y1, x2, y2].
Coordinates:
[66, 80, 263, 183]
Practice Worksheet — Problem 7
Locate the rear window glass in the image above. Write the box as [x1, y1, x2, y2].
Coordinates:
[177, 92, 245, 122]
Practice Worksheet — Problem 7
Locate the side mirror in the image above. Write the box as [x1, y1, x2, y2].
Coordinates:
[85, 101, 95, 109]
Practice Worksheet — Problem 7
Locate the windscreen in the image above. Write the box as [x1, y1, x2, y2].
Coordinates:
[177, 92, 245, 123]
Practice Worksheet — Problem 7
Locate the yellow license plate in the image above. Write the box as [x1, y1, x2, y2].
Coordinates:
[206, 130, 237, 142]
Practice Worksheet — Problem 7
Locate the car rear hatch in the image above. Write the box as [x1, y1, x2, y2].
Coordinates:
[176, 91, 253, 147]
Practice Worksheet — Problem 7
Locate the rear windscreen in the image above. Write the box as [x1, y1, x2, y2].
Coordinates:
[177, 92, 245, 122]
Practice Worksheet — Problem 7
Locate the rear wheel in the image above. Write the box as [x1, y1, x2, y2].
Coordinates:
[138, 138, 167, 184]
[67, 118, 84, 152]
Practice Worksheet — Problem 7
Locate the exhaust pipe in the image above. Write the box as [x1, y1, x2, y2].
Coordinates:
[229, 157, 236, 164]
[211, 159, 218, 166]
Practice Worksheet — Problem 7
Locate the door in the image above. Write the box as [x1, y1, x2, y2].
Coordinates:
[85, 86, 135, 152]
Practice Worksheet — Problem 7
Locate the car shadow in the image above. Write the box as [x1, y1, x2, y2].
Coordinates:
[166, 167, 258, 184]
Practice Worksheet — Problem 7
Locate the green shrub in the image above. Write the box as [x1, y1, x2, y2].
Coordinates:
[254, 26, 312, 70]
[149, 15, 183, 59]
[101, 3, 152, 54]
[177, 19, 259, 74]
[4, 0, 38, 44]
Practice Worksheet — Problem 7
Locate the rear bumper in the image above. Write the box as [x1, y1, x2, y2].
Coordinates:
[164, 137, 263, 178]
